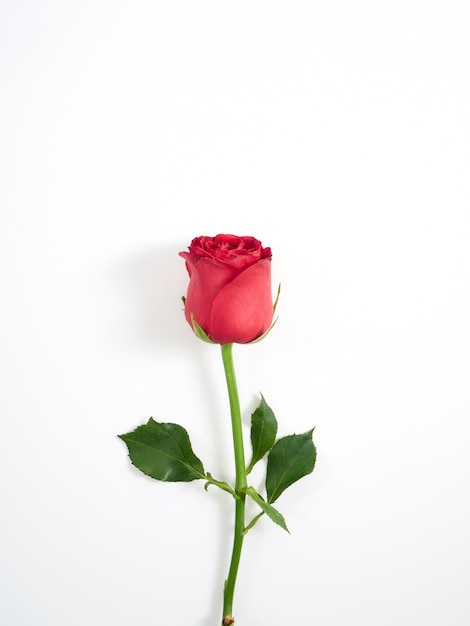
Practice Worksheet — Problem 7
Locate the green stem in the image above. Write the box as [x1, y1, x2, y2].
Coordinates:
[221, 343, 247, 624]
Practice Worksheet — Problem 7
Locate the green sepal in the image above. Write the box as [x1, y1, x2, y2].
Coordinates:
[248, 318, 278, 344]
[247, 284, 281, 344]
[247, 394, 278, 474]
[247, 283, 281, 345]
[273, 282, 281, 313]
[244, 486, 289, 533]
[266, 429, 316, 503]
[190, 314, 217, 344]
[118, 418, 205, 482]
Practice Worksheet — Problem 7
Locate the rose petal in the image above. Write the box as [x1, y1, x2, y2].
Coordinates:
[179, 253, 240, 332]
[209, 259, 273, 344]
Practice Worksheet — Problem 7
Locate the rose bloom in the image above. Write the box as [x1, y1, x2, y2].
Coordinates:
[179, 234, 274, 345]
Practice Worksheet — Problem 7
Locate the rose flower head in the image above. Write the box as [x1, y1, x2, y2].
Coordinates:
[179, 234, 274, 345]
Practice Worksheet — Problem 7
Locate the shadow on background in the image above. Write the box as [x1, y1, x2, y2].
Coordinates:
[112, 242, 193, 353]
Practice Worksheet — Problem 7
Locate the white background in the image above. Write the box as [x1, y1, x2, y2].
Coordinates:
[1, 1, 469, 625]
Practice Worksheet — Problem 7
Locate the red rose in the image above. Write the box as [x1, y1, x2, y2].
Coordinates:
[179, 234, 274, 345]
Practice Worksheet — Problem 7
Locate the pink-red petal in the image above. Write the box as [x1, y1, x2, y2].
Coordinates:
[209, 259, 273, 344]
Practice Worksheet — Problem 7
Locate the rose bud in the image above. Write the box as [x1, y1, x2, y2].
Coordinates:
[179, 234, 274, 345]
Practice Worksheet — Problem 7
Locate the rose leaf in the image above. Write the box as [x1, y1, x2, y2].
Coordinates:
[266, 430, 316, 503]
[247, 394, 278, 474]
[118, 418, 205, 482]
[244, 486, 289, 533]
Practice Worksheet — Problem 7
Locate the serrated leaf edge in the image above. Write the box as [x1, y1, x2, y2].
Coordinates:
[266, 428, 316, 503]
[118, 418, 206, 482]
